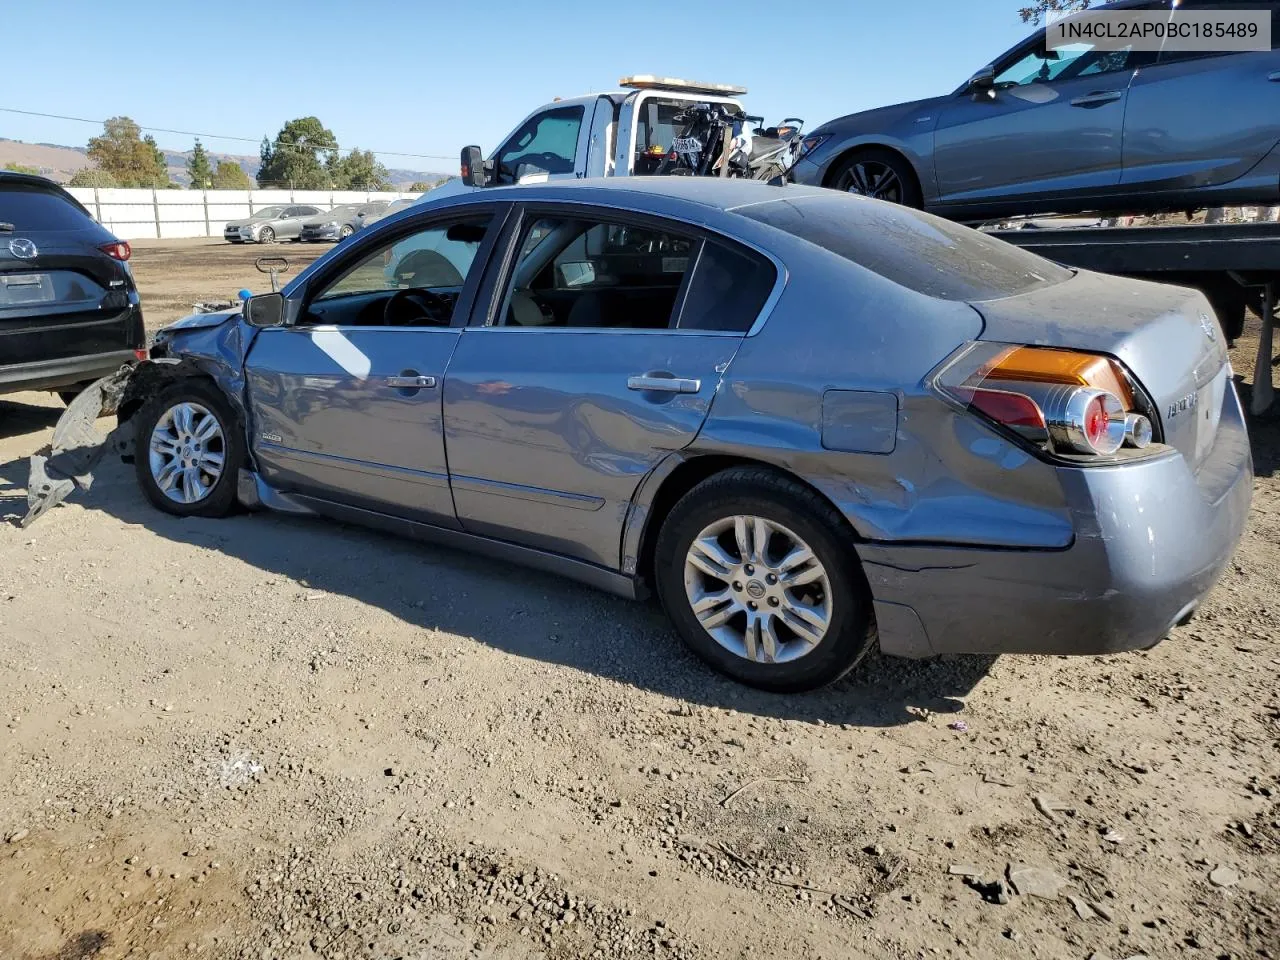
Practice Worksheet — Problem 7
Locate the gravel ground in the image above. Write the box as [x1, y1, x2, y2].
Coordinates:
[0, 240, 1277, 960]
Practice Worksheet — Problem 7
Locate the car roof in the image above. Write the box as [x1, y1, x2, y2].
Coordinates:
[448, 177, 832, 214]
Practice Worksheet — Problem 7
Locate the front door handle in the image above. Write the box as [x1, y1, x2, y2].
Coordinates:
[386, 374, 436, 389]
[1269, 71, 1280, 81]
[627, 375, 701, 394]
[1069, 91, 1123, 107]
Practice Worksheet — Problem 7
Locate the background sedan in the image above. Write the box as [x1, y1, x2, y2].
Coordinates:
[298, 201, 390, 242]
[790, 0, 1280, 220]
[222, 204, 326, 244]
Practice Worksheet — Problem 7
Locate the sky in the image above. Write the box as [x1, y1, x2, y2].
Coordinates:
[0, 0, 1039, 175]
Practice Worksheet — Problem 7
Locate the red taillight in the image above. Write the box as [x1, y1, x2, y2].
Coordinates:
[969, 388, 1045, 431]
[934, 343, 1158, 460]
[134, 348, 148, 361]
[99, 241, 131, 261]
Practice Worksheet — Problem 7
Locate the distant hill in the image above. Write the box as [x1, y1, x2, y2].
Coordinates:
[0, 137, 448, 189]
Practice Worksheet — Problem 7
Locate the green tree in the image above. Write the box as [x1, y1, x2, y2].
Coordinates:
[330, 148, 390, 190]
[256, 117, 338, 189]
[4, 162, 41, 175]
[408, 179, 447, 192]
[86, 116, 170, 187]
[211, 160, 252, 190]
[68, 168, 119, 188]
[187, 139, 213, 189]
[1018, 0, 1089, 24]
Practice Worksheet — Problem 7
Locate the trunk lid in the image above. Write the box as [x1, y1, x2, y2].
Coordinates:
[969, 270, 1229, 471]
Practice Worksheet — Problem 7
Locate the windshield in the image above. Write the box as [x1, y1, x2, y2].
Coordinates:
[250, 205, 286, 219]
[737, 193, 1071, 301]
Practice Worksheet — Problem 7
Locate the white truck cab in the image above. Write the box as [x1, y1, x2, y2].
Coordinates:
[431, 76, 747, 201]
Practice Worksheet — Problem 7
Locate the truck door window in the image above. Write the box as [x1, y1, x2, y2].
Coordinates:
[494, 106, 584, 183]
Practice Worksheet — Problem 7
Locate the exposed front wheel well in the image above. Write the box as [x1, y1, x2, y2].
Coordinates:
[636, 454, 864, 592]
[116, 363, 232, 455]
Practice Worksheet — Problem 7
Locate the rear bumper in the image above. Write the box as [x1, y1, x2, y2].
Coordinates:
[0, 349, 139, 394]
[867, 382, 1254, 658]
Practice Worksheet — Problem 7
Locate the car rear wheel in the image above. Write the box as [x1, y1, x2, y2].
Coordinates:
[258, 227, 275, 244]
[653, 467, 875, 692]
[830, 149, 922, 208]
[134, 380, 243, 518]
[339, 225, 354, 240]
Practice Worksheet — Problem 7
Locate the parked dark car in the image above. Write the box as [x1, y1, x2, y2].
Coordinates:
[46, 178, 1249, 692]
[0, 172, 144, 404]
[789, 0, 1280, 219]
[298, 202, 390, 242]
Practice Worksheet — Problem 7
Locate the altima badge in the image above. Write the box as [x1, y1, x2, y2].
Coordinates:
[1167, 392, 1198, 419]
[7, 238, 37, 259]
[1199, 312, 1216, 341]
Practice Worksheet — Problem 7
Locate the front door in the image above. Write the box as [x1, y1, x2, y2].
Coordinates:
[933, 28, 1159, 206]
[442, 206, 781, 569]
[244, 211, 501, 526]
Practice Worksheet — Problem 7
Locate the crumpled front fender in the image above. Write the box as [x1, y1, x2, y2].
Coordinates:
[21, 365, 137, 527]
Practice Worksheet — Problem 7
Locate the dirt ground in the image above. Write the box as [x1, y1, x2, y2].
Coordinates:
[0, 239, 1277, 960]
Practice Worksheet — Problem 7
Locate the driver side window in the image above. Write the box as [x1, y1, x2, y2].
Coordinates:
[302, 216, 492, 327]
[494, 106, 584, 183]
[994, 42, 1144, 87]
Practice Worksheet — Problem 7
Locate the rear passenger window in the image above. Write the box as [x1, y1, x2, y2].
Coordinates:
[677, 242, 776, 332]
[498, 215, 697, 330]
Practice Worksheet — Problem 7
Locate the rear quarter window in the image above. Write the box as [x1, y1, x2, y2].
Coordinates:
[737, 194, 1071, 301]
[0, 185, 95, 231]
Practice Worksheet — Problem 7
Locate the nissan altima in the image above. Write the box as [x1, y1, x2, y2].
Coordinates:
[37, 178, 1252, 692]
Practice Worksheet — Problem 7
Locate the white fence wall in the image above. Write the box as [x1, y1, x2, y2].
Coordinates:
[64, 188, 419, 240]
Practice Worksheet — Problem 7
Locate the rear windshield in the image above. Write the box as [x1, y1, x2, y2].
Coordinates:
[737, 194, 1071, 301]
[0, 185, 94, 231]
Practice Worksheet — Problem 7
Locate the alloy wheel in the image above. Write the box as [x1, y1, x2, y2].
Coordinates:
[148, 402, 226, 504]
[682, 515, 832, 664]
[838, 160, 904, 202]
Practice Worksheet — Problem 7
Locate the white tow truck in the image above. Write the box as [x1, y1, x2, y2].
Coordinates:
[432, 76, 749, 198]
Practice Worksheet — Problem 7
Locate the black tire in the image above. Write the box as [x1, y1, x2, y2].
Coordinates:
[339, 225, 354, 240]
[58, 388, 84, 406]
[653, 467, 875, 693]
[829, 148, 922, 208]
[259, 227, 275, 244]
[132, 379, 244, 518]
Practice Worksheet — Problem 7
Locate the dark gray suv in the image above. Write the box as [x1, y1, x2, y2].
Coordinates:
[790, 0, 1280, 219]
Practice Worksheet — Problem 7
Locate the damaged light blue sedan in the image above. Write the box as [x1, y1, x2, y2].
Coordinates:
[27, 178, 1253, 692]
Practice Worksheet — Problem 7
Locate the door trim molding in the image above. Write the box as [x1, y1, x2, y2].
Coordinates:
[258, 442, 451, 489]
[450, 473, 605, 511]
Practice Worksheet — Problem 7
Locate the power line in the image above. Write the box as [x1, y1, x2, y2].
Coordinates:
[0, 106, 457, 162]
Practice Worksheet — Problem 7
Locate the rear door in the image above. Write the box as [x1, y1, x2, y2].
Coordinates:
[1121, 1, 1280, 191]
[0, 182, 140, 369]
[244, 207, 506, 526]
[441, 204, 780, 569]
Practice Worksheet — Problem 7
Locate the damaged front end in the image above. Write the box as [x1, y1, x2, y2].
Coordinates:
[22, 302, 259, 527]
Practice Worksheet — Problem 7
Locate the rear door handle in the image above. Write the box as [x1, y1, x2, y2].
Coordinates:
[1070, 91, 1123, 107]
[386, 374, 436, 388]
[627, 375, 701, 394]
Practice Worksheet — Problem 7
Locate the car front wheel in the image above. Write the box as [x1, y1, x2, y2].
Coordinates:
[133, 380, 244, 518]
[830, 148, 922, 208]
[654, 467, 875, 692]
[258, 227, 275, 244]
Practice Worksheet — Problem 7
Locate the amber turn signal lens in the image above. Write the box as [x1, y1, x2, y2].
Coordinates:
[979, 346, 1134, 410]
